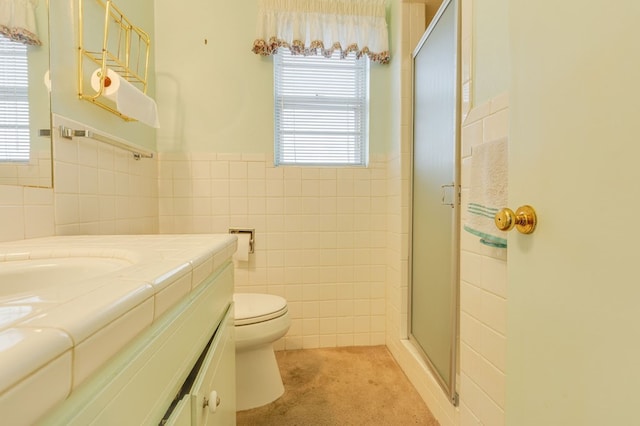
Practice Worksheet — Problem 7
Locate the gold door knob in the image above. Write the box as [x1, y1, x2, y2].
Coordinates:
[494, 205, 537, 234]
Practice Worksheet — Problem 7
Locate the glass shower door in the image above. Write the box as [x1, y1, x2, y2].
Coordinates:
[410, 0, 459, 405]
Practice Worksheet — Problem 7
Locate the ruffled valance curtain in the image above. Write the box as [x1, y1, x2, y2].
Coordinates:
[0, 0, 41, 45]
[252, 0, 389, 64]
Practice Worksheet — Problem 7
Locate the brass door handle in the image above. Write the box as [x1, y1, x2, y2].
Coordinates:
[494, 205, 537, 234]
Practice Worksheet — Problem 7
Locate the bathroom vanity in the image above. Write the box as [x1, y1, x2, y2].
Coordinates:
[0, 234, 237, 425]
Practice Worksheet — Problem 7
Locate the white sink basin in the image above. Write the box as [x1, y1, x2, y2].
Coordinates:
[0, 257, 133, 298]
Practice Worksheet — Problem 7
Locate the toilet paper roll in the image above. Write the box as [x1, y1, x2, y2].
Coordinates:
[90, 68, 121, 98]
[233, 233, 251, 262]
[90, 68, 160, 128]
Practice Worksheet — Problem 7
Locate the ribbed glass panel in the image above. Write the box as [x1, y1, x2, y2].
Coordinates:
[274, 49, 369, 166]
[0, 35, 30, 162]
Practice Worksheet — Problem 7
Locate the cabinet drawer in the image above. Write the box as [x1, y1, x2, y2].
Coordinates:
[190, 306, 235, 425]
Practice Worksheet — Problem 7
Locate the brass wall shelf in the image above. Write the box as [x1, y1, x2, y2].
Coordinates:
[77, 0, 151, 121]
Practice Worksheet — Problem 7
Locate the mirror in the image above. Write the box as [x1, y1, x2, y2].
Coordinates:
[0, 0, 52, 188]
[48, 0, 157, 154]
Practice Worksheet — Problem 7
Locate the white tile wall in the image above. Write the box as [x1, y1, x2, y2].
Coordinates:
[52, 116, 158, 236]
[459, 95, 508, 426]
[0, 185, 28, 242]
[0, 149, 52, 187]
[0, 184, 55, 243]
[158, 152, 387, 350]
[0, 115, 158, 243]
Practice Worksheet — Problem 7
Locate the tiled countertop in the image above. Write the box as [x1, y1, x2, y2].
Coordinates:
[0, 234, 237, 422]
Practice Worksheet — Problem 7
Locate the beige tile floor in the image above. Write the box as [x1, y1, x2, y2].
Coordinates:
[237, 346, 440, 426]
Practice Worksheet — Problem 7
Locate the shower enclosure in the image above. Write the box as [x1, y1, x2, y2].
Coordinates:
[409, 0, 460, 405]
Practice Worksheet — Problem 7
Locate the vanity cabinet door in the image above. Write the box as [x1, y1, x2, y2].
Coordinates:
[190, 308, 235, 425]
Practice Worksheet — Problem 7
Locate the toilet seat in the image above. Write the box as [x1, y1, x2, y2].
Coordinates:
[234, 293, 288, 326]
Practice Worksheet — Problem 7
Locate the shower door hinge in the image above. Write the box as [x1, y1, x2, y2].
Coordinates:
[452, 392, 459, 406]
[441, 184, 461, 208]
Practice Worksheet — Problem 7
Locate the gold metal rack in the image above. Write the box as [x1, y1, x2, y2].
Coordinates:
[78, 0, 151, 121]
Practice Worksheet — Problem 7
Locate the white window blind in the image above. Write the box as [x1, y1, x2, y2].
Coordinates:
[274, 49, 369, 166]
[0, 34, 30, 162]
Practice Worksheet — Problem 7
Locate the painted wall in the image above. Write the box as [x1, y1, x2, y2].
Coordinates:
[28, 2, 51, 156]
[472, 0, 508, 106]
[153, 0, 272, 154]
[154, 0, 391, 155]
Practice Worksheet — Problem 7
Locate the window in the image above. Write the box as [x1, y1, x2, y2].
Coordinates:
[0, 34, 30, 162]
[274, 49, 369, 167]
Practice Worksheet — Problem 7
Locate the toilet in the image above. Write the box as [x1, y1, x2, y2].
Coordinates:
[234, 293, 291, 411]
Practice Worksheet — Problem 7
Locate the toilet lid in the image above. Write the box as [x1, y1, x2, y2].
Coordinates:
[234, 293, 288, 326]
